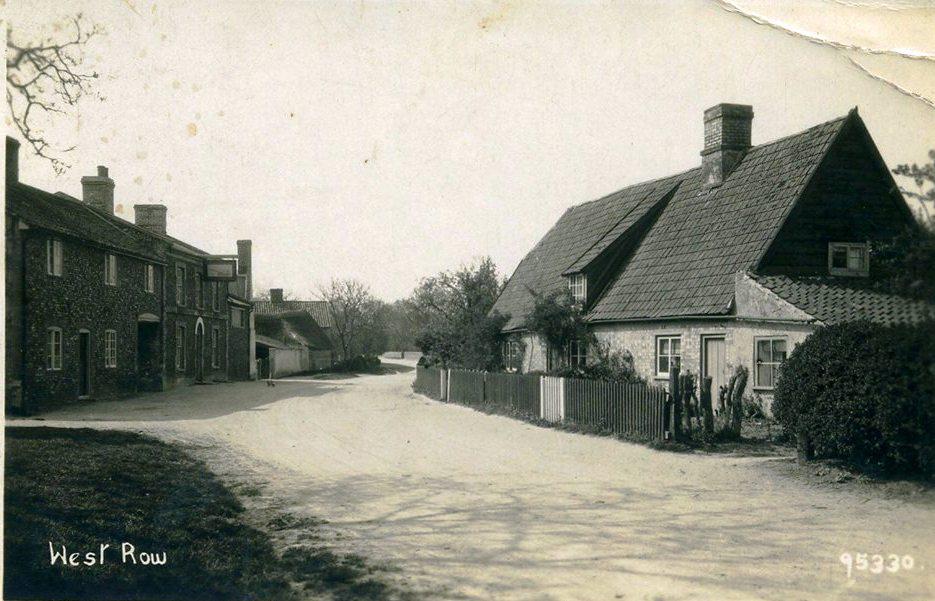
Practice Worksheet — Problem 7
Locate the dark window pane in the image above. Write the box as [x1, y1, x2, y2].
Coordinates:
[757, 339, 772, 362]
[832, 248, 848, 269]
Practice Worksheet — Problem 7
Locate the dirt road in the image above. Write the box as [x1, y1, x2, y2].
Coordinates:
[23, 361, 934, 600]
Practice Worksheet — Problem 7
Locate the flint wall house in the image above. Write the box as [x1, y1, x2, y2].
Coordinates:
[492, 104, 934, 409]
[5, 137, 256, 414]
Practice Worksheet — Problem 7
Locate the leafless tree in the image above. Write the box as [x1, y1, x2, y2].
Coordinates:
[6, 14, 103, 173]
[317, 279, 379, 360]
[894, 151, 935, 228]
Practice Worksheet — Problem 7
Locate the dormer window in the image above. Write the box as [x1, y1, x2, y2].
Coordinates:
[828, 242, 869, 277]
[568, 273, 587, 303]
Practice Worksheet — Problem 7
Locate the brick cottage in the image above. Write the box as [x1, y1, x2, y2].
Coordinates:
[5, 137, 256, 414]
[491, 104, 935, 410]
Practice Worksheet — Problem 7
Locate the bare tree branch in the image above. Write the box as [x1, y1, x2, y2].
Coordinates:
[6, 14, 104, 173]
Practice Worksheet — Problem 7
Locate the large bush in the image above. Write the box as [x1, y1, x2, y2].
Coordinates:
[773, 321, 935, 478]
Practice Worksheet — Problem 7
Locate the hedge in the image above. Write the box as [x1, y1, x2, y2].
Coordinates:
[773, 321, 935, 478]
[332, 355, 382, 373]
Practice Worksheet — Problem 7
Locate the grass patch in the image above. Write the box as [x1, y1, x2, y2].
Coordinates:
[4, 427, 413, 601]
[423, 393, 789, 457]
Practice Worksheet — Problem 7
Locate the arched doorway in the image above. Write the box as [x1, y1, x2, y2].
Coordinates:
[194, 318, 206, 382]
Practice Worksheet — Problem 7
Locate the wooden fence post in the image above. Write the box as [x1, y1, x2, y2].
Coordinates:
[669, 366, 681, 440]
[701, 376, 714, 437]
[730, 366, 748, 437]
[680, 373, 693, 439]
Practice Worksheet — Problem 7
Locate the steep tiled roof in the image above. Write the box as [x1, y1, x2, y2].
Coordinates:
[495, 175, 685, 330]
[253, 300, 335, 329]
[7, 182, 165, 260]
[751, 275, 935, 325]
[492, 113, 850, 330]
[563, 183, 679, 275]
[255, 311, 333, 351]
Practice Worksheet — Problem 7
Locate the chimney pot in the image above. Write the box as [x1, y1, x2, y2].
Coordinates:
[97, 165, 108, 177]
[701, 103, 753, 188]
[236, 240, 253, 300]
[6, 137, 20, 183]
[133, 204, 168, 235]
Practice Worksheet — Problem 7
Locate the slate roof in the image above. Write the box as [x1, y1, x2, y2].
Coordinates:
[255, 311, 333, 351]
[7, 182, 165, 260]
[253, 300, 335, 329]
[751, 275, 935, 325]
[493, 112, 851, 330]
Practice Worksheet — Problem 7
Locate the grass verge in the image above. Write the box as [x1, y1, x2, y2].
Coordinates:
[4, 427, 412, 601]
[420, 392, 790, 457]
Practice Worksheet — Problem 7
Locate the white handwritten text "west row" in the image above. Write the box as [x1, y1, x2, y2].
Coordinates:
[49, 542, 167, 566]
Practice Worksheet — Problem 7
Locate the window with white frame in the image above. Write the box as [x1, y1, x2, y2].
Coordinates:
[755, 337, 787, 389]
[195, 276, 204, 308]
[175, 324, 187, 371]
[104, 254, 117, 286]
[176, 266, 186, 306]
[502, 339, 522, 372]
[567, 273, 587, 303]
[47, 239, 64, 276]
[104, 330, 117, 368]
[567, 338, 587, 369]
[655, 335, 681, 377]
[211, 327, 220, 368]
[212, 282, 220, 312]
[145, 264, 156, 293]
[47, 327, 63, 370]
[828, 242, 869, 276]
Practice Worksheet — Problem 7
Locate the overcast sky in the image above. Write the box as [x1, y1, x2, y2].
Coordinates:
[8, 0, 935, 301]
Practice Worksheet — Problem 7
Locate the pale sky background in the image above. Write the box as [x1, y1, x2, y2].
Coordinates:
[7, 0, 935, 301]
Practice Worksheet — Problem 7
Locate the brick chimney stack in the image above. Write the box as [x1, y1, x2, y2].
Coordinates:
[81, 165, 116, 214]
[6, 137, 20, 183]
[270, 288, 284, 304]
[237, 240, 252, 300]
[134, 204, 168, 235]
[700, 103, 753, 188]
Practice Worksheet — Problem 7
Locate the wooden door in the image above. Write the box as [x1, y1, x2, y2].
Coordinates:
[78, 332, 91, 398]
[195, 329, 205, 382]
[702, 337, 727, 405]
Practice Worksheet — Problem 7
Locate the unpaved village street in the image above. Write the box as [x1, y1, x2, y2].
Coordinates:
[21, 360, 935, 600]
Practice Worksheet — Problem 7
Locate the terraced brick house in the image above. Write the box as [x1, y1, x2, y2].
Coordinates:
[491, 104, 935, 409]
[5, 137, 255, 414]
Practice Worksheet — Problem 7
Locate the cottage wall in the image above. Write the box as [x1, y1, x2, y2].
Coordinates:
[592, 319, 815, 413]
[517, 333, 549, 373]
[517, 317, 816, 415]
[17, 230, 164, 412]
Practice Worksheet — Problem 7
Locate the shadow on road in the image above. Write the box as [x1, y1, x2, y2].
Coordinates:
[258, 471, 855, 600]
[15, 379, 349, 423]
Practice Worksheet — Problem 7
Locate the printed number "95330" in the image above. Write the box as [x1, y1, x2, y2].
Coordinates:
[840, 553, 914, 578]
